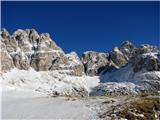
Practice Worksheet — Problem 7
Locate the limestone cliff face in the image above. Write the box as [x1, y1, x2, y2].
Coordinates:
[82, 41, 159, 76]
[0, 28, 84, 76]
[81, 51, 109, 76]
[1, 28, 159, 77]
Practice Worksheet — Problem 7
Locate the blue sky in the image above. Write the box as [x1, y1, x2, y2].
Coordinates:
[2, 1, 159, 56]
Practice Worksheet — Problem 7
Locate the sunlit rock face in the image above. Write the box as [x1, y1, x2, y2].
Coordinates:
[49, 52, 85, 76]
[0, 41, 14, 72]
[108, 41, 135, 68]
[132, 44, 160, 72]
[0, 28, 84, 76]
[81, 51, 109, 76]
[81, 41, 136, 76]
[1, 28, 159, 78]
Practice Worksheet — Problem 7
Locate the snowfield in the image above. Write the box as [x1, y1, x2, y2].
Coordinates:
[1, 67, 160, 97]
[1, 67, 160, 119]
[1, 68, 100, 97]
[1, 89, 99, 119]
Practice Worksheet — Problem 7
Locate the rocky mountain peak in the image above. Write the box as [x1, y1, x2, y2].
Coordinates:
[82, 51, 109, 76]
[120, 40, 134, 49]
[0, 28, 84, 76]
[1, 28, 160, 98]
[1, 28, 10, 39]
[1, 29, 159, 78]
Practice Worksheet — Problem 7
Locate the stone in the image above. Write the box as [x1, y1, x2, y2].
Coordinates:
[82, 51, 109, 76]
[50, 52, 84, 76]
[119, 41, 135, 59]
[132, 52, 160, 72]
[0, 41, 14, 72]
[109, 47, 127, 68]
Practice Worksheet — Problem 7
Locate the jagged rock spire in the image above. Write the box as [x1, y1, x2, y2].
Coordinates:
[0, 28, 84, 76]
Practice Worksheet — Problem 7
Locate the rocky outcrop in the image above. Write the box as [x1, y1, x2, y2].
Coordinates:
[82, 51, 109, 76]
[98, 43, 160, 95]
[81, 41, 135, 76]
[0, 42, 14, 72]
[119, 41, 135, 59]
[50, 52, 84, 76]
[1, 28, 159, 79]
[0, 28, 84, 76]
[0, 29, 15, 72]
[109, 41, 135, 68]
[109, 47, 127, 68]
[132, 44, 160, 72]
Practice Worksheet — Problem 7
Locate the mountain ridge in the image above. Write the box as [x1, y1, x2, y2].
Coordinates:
[1, 28, 160, 97]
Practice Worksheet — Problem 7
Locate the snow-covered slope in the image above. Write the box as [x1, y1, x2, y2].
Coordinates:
[92, 50, 160, 96]
[1, 68, 99, 97]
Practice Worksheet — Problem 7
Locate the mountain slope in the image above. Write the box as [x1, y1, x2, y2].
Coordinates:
[0, 28, 160, 97]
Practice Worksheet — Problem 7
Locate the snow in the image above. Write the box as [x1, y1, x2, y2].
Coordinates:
[1, 63, 160, 97]
[1, 90, 98, 119]
[113, 47, 123, 55]
[142, 52, 158, 59]
[64, 51, 83, 67]
[0, 68, 100, 119]
[90, 82, 138, 96]
[1, 68, 100, 96]
[101, 62, 160, 84]
[100, 64, 135, 82]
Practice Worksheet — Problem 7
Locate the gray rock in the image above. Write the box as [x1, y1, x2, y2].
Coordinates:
[109, 47, 127, 68]
[135, 44, 159, 55]
[0, 41, 14, 72]
[132, 52, 160, 72]
[25, 29, 40, 43]
[119, 41, 135, 59]
[82, 51, 109, 76]
[50, 52, 84, 76]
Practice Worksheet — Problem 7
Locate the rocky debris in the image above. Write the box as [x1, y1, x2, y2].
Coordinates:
[48, 86, 88, 97]
[82, 51, 109, 76]
[117, 96, 160, 120]
[93, 95, 160, 120]
[1, 67, 92, 97]
[90, 82, 140, 96]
